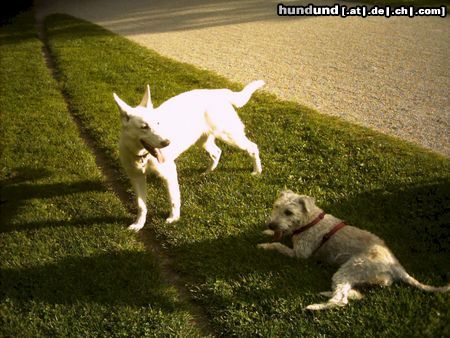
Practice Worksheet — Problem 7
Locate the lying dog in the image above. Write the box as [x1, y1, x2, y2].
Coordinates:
[113, 80, 264, 230]
[258, 190, 449, 310]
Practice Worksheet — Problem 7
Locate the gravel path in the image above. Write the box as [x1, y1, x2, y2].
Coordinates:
[36, 0, 450, 156]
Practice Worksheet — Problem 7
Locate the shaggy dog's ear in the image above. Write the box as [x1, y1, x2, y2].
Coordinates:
[113, 92, 132, 123]
[297, 195, 315, 213]
[139, 84, 153, 109]
[280, 189, 294, 197]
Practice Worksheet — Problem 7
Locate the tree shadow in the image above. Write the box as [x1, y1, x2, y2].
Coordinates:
[0, 10, 36, 46]
[37, 0, 312, 35]
[169, 178, 449, 310]
[0, 166, 129, 233]
[324, 179, 450, 277]
[0, 250, 179, 310]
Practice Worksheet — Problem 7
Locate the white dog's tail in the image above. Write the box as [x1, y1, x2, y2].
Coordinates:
[396, 267, 450, 292]
[228, 80, 265, 108]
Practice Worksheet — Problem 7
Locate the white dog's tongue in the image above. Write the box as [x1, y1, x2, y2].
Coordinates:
[141, 140, 165, 163]
[154, 148, 165, 163]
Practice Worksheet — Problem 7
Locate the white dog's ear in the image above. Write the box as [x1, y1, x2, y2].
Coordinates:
[113, 92, 133, 122]
[139, 84, 153, 109]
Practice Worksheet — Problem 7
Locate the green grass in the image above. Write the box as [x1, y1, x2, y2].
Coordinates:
[1, 11, 449, 337]
[0, 12, 201, 337]
[42, 14, 450, 337]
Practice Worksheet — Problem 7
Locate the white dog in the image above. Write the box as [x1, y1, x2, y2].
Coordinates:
[113, 80, 264, 230]
[258, 190, 449, 310]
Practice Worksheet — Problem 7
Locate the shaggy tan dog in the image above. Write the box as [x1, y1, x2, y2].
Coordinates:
[258, 190, 449, 310]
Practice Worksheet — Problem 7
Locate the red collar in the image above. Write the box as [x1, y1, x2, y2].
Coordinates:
[292, 212, 326, 236]
[291, 212, 347, 254]
[313, 221, 346, 255]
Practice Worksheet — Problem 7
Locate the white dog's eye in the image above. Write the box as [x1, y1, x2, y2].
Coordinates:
[284, 209, 293, 216]
[141, 123, 149, 129]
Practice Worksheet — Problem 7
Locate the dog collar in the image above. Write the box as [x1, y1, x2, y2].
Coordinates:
[312, 221, 347, 255]
[292, 212, 326, 236]
[291, 212, 347, 255]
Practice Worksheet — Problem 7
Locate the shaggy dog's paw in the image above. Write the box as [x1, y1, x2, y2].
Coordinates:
[261, 229, 283, 242]
[257, 243, 272, 250]
[305, 301, 346, 311]
[305, 303, 326, 311]
[262, 229, 275, 236]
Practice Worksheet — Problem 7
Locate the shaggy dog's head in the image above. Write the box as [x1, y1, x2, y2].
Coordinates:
[266, 190, 321, 235]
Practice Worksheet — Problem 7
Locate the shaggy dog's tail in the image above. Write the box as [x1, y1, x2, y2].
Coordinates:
[229, 80, 265, 108]
[396, 266, 450, 292]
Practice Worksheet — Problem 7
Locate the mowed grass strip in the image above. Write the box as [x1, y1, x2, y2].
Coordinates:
[0, 12, 202, 337]
[45, 14, 450, 337]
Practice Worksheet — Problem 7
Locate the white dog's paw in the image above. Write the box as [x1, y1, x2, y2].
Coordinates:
[128, 222, 144, 232]
[165, 216, 180, 224]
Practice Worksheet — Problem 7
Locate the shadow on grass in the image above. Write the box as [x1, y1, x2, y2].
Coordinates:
[0, 166, 129, 233]
[0, 10, 36, 47]
[0, 250, 178, 310]
[170, 178, 449, 306]
[0, 216, 131, 234]
[327, 179, 450, 256]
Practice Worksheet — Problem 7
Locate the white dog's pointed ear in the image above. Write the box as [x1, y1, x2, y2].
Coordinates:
[139, 84, 153, 109]
[113, 92, 132, 122]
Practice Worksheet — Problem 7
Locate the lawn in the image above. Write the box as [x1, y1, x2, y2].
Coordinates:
[42, 14, 449, 337]
[0, 11, 201, 337]
[1, 10, 448, 337]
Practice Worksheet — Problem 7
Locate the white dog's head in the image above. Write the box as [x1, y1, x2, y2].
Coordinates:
[113, 85, 170, 161]
[266, 190, 321, 235]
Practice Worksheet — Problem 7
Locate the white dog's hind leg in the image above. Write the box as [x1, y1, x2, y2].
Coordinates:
[202, 135, 222, 173]
[220, 132, 262, 175]
[246, 139, 262, 175]
[158, 161, 181, 223]
[128, 173, 147, 231]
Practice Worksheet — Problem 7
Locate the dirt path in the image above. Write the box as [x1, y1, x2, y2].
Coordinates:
[36, 0, 450, 156]
[35, 13, 214, 335]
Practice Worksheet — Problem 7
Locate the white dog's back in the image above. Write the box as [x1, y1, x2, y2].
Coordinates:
[156, 80, 264, 160]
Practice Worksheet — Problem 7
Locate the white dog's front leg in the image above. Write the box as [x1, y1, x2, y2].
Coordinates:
[257, 242, 296, 258]
[159, 161, 181, 223]
[129, 173, 147, 231]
